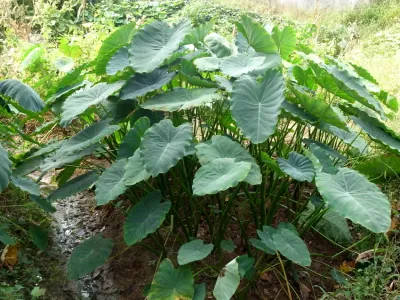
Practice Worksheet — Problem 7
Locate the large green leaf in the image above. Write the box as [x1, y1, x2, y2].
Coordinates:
[141, 88, 219, 112]
[148, 259, 194, 300]
[230, 70, 285, 144]
[47, 171, 99, 201]
[271, 26, 296, 60]
[291, 86, 347, 130]
[177, 240, 214, 265]
[236, 16, 277, 54]
[41, 144, 100, 172]
[61, 81, 124, 122]
[204, 33, 232, 58]
[96, 159, 127, 206]
[10, 176, 40, 195]
[355, 154, 400, 182]
[273, 227, 311, 266]
[316, 167, 391, 233]
[192, 158, 251, 196]
[95, 22, 136, 75]
[140, 120, 193, 176]
[257, 226, 277, 251]
[129, 20, 191, 73]
[67, 234, 114, 279]
[29, 225, 48, 251]
[124, 191, 170, 245]
[196, 135, 261, 185]
[352, 114, 400, 154]
[124, 149, 151, 186]
[120, 68, 176, 100]
[277, 152, 315, 182]
[301, 203, 352, 244]
[58, 119, 119, 155]
[118, 117, 150, 159]
[0, 79, 44, 112]
[193, 283, 207, 300]
[106, 46, 130, 75]
[213, 258, 240, 300]
[30, 195, 56, 213]
[0, 228, 15, 245]
[327, 125, 368, 154]
[0, 144, 11, 193]
[305, 55, 384, 116]
[220, 53, 280, 78]
[182, 20, 214, 45]
[193, 56, 221, 72]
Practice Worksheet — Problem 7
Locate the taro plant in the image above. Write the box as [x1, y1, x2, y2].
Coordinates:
[0, 15, 398, 299]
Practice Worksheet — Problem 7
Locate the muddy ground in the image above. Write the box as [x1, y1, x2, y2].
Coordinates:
[39, 186, 344, 300]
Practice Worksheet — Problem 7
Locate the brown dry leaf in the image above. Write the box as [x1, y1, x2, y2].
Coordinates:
[1, 244, 18, 269]
[260, 272, 272, 282]
[299, 283, 311, 299]
[355, 250, 375, 264]
[339, 261, 355, 273]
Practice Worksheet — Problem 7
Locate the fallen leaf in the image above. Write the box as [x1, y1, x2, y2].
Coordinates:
[339, 261, 355, 273]
[299, 283, 311, 299]
[1, 244, 19, 269]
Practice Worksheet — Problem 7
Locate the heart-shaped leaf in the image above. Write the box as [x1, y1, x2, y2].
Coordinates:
[236, 16, 277, 54]
[58, 119, 120, 155]
[96, 159, 127, 206]
[316, 167, 391, 233]
[0, 79, 45, 112]
[220, 53, 280, 78]
[193, 158, 251, 196]
[129, 20, 191, 73]
[230, 69, 285, 144]
[124, 149, 151, 186]
[178, 240, 214, 265]
[277, 152, 315, 182]
[124, 191, 170, 245]
[67, 234, 114, 279]
[95, 22, 136, 75]
[140, 120, 193, 176]
[148, 258, 194, 300]
[120, 68, 176, 100]
[48, 171, 99, 201]
[118, 117, 150, 159]
[196, 135, 261, 185]
[141, 88, 219, 112]
[273, 228, 311, 266]
[271, 26, 296, 60]
[106, 46, 130, 75]
[205, 33, 232, 58]
[213, 258, 240, 300]
[61, 81, 124, 122]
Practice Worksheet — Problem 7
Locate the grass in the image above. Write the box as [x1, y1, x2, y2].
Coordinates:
[0, 186, 53, 299]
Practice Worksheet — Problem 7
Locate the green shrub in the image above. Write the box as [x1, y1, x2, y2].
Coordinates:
[0, 16, 399, 298]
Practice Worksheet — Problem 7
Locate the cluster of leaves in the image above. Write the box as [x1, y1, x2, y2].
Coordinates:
[0, 15, 399, 298]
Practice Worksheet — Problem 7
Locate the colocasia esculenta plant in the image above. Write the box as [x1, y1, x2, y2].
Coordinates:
[0, 16, 397, 299]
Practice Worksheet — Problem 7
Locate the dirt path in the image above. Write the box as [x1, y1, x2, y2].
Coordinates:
[45, 190, 119, 300]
